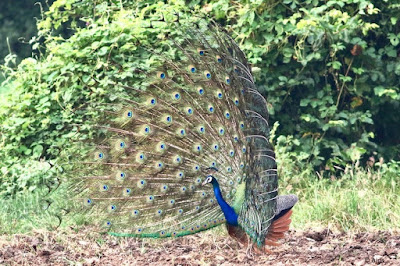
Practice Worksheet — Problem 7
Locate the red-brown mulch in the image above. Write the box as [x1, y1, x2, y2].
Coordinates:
[0, 228, 399, 265]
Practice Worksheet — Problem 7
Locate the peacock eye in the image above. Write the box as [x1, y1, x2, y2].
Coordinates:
[204, 71, 211, 79]
[146, 97, 157, 107]
[157, 72, 166, 79]
[186, 107, 193, 115]
[178, 128, 186, 136]
[197, 87, 204, 95]
[188, 65, 196, 73]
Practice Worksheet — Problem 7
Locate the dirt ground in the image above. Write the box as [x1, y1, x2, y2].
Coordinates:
[0, 228, 399, 265]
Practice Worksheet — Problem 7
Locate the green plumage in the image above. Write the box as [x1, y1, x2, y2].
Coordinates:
[65, 12, 278, 247]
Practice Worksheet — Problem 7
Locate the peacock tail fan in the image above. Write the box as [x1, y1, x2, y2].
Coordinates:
[61, 10, 277, 245]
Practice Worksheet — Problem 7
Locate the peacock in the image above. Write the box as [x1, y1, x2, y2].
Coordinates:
[64, 12, 298, 252]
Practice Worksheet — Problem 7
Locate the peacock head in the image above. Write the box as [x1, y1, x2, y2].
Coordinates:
[202, 175, 217, 186]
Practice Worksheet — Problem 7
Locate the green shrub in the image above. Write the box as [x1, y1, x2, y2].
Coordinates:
[36, 0, 400, 165]
[1, 0, 400, 196]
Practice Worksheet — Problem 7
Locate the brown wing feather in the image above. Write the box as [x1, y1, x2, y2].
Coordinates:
[265, 209, 293, 244]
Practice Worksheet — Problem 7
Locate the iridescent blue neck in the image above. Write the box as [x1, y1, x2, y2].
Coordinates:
[211, 179, 238, 226]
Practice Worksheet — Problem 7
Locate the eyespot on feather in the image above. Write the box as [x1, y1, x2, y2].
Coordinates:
[124, 110, 134, 119]
[156, 141, 167, 153]
[95, 151, 106, 160]
[132, 210, 140, 218]
[192, 165, 200, 173]
[176, 128, 186, 137]
[115, 139, 128, 150]
[115, 171, 126, 181]
[140, 124, 151, 136]
[146, 195, 155, 204]
[154, 161, 164, 171]
[100, 184, 109, 192]
[137, 179, 147, 189]
[185, 107, 194, 116]
[193, 143, 202, 153]
[212, 143, 219, 151]
[135, 151, 146, 163]
[123, 188, 132, 196]
[146, 97, 157, 107]
[84, 198, 93, 207]
[197, 86, 205, 95]
[224, 110, 231, 119]
[207, 105, 214, 113]
[161, 114, 173, 125]
[168, 199, 175, 207]
[197, 125, 205, 134]
[215, 90, 223, 99]
[218, 126, 225, 136]
[188, 65, 196, 73]
[160, 184, 168, 193]
[156, 71, 166, 79]
[176, 171, 185, 180]
[172, 154, 183, 165]
[172, 91, 181, 101]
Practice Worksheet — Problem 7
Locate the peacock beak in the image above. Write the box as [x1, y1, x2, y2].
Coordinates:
[202, 179, 208, 186]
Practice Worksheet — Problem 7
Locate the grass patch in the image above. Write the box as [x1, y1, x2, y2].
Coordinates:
[1, 159, 399, 235]
[0, 190, 58, 234]
[280, 162, 400, 231]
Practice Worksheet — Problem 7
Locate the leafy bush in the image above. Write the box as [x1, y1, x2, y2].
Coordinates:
[205, 0, 400, 167]
[0, 0, 55, 67]
[34, 0, 400, 165]
[1, 0, 400, 196]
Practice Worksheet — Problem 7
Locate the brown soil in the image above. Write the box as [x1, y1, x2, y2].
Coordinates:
[0, 228, 399, 265]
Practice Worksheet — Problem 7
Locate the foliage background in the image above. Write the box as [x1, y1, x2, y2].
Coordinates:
[0, 0, 399, 198]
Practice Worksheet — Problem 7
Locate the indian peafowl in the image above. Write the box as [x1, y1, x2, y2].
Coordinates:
[65, 13, 297, 252]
